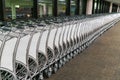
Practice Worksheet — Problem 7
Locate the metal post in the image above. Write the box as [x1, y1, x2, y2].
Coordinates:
[102, 1, 105, 13]
[109, 2, 113, 13]
[11, 4, 16, 20]
[107, 2, 110, 13]
[33, 0, 38, 18]
[75, 0, 80, 15]
[52, 0, 58, 17]
[97, 0, 101, 13]
[0, 0, 5, 21]
[117, 5, 120, 12]
[66, 0, 70, 16]
[82, 0, 87, 15]
[104, 1, 107, 13]
[86, 0, 93, 15]
[95, 0, 99, 13]
[92, 0, 95, 14]
[101, 0, 104, 13]
[99, 0, 102, 13]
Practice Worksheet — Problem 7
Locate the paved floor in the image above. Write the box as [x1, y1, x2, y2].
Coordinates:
[46, 21, 120, 80]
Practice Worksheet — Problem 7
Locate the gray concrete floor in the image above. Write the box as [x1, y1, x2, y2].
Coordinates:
[46, 21, 120, 80]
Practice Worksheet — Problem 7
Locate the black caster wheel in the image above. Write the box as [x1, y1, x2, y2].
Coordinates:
[44, 67, 52, 78]
[58, 59, 63, 68]
[70, 53, 73, 59]
[74, 50, 78, 56]
[26, 76, 32, 80]
[64, 56, 67, 63]
[53, 63, 58, 73]
[72, 52, 75, 57]
[32, 72, 44, 80]
[62, 57, 66, 65]
[66, 54, 70, 62]
[72, 51, 76, 57]
[39, 72, 44, 80]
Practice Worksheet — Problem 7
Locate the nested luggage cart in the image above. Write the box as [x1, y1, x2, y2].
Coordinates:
[0, 28, 18, 80]
[43, 24, 58, 78]
[0, 13, 120, 80]
[73, 21, 82, 55]
[46, 20, 66, 74]
[38, 22, 56, 78]
[61, 22, 71, 64]
[27, 24, 46, 79]
[32, 14, 120, 80]
[15, 27, 34, 80]
[54, 27, 62, 59]
[69, 21, 78, 57]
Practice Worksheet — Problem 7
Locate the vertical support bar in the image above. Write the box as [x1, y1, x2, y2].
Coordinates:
[117, 5, 119, 13]
[43, 4, 47, 15]
[82, 0, 87, 15]
[0, 0, 5, 21]
[99, 0, 102, 13]
[66, 0, 70, 16]
[75, 0, 80, 15]
[107, 2, 110, 13]
[95, 0, 99, 13]
[39, 5, 43, 17]
[92, 0, 95, 14]
[52, 0, 58, 16]
[109, 3, 112, 13]
[104, 1, 107, 13]
[115, 5, 117, 12]
[112, 4, 115, 12]
[11, 4, 16, 20]
[101, 0, 104, 13]
[119, 6, 120, 12]
[106, 2, 108, 13]
[102, 1, 105, 13]
[86, 0, 93, 15]
[33, 0, 38, 18]
[97, 0, 100, 13]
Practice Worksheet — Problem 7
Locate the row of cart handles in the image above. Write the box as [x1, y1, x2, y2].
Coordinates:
[0, 13, 120, 80]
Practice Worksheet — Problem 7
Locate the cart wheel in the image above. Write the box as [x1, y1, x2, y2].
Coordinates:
[44, 67, 52, 78]
[58, 59, 63, 68]
[77, 48, 80, 54]
[32, 73, 43, 80]
[78, 47, 82, 53]
[26, 76, 32, 80]
[53, 63, 58, 73]
[66, 54, 70, 62]
[81, 46, 84, 50]
[39, 72, 44, 80]
[83, 44, 86, 49]
[72, 51, 75, 57]
[74, 50, 77, 56]
[70, 52, 73, 59]
[62, 57, 66, 64]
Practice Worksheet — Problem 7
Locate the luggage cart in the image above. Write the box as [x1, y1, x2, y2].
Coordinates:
[61, 22, 71, 64]
[0, 28, 18, 80]
[12, 23, 40, 80]
[66, 21, 74, 57]
[54, 27, 63, 59]
[46, 20, 65, 74]
[15, 31, 32, 80]
[44, 25, 58, 78]
[38, 21, 55, 78]
[69, 21, 78, 58]
[73, 20, 81, 55]
[53, 26, 63, 72]
[0, 13, 120, 80]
